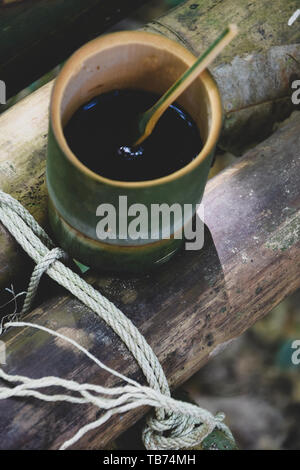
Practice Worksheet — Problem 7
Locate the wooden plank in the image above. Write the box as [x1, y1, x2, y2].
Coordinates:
[0, 0, 150, 98]
[1, 0, 299, 295]
[0, 112, 299, 449]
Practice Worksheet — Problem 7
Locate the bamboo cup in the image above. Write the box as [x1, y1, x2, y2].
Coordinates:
[47, 31, 222, 272]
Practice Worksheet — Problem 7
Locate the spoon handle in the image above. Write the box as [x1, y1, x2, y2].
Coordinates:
[136, 24, 238, 146]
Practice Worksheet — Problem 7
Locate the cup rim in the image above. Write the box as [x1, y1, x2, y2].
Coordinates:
[50, 30, 223, 188]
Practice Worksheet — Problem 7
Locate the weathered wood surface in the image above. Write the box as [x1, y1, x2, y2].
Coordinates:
[0, 0, 150, 99]
[1, 0, 300, 295]
[0, 112, 299, 449]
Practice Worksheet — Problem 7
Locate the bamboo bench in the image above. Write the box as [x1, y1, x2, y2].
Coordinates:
[0, 0, 299, 450]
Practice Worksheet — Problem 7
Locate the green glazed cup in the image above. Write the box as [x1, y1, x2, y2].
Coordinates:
[47, 31, 222, 273]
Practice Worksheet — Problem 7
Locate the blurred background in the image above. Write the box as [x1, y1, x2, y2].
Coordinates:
[1, 0, 299, 450]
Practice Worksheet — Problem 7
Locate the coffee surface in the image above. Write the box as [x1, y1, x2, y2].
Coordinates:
[64, 89, 202, 182]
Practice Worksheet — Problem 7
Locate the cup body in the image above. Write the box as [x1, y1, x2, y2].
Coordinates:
[47, 31, 222, 272]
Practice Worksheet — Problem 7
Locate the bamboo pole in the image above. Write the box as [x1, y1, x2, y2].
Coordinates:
[0, 112, 299, 449]
[1, 0, 299, 295]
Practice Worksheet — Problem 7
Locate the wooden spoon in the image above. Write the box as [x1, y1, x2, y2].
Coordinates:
[131, 24, 238, 147]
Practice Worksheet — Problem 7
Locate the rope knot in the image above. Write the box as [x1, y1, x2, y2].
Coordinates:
[143, 413, 206, 450]
[21, 247, 67, 315]
[143, 407, 230, 450]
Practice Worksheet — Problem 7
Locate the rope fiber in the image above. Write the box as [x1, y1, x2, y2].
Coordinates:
[0, 189, 232, 450]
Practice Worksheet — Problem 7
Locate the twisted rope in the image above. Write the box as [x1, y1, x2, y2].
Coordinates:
[0, 189, 232, 450]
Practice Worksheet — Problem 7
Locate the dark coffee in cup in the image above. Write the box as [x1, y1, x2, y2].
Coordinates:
[64, 89, 203, 182]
